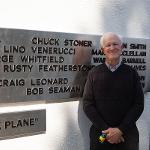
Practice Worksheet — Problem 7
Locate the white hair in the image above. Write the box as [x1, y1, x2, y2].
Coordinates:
[100, 32, 123, 48]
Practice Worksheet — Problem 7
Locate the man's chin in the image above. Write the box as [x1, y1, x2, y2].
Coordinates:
[107, 57, 120, 64]
[108, 57, 119, 61]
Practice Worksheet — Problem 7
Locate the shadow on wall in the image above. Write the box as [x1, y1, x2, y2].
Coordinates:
[70, 45, 92, 98]
[78, 99, 92, 150]
[71, 46, 92, 150]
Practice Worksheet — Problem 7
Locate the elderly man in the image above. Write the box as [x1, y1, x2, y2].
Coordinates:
[83, 32, 144, 150]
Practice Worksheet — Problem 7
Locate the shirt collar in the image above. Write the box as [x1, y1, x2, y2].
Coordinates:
[105, 58, 122, 72]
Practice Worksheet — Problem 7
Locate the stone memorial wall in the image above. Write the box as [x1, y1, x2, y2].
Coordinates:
[0, 28, 149, 103]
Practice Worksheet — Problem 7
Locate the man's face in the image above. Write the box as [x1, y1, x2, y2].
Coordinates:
[102, 35, 122, 61]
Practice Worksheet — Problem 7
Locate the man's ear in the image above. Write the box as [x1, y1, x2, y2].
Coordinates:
[121, 44, 124, 50]
[101, 47, 105, 55]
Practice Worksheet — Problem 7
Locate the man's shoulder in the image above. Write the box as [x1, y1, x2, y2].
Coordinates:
[90, 63, 106, 73]
[121, 63, 136, 72]
[89, 64, 107, 75]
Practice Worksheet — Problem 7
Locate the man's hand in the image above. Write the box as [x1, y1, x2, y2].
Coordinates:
[102, 128, 124, 144]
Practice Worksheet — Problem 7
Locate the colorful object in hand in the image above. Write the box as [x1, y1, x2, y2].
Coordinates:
[99, 133, 107, 143]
